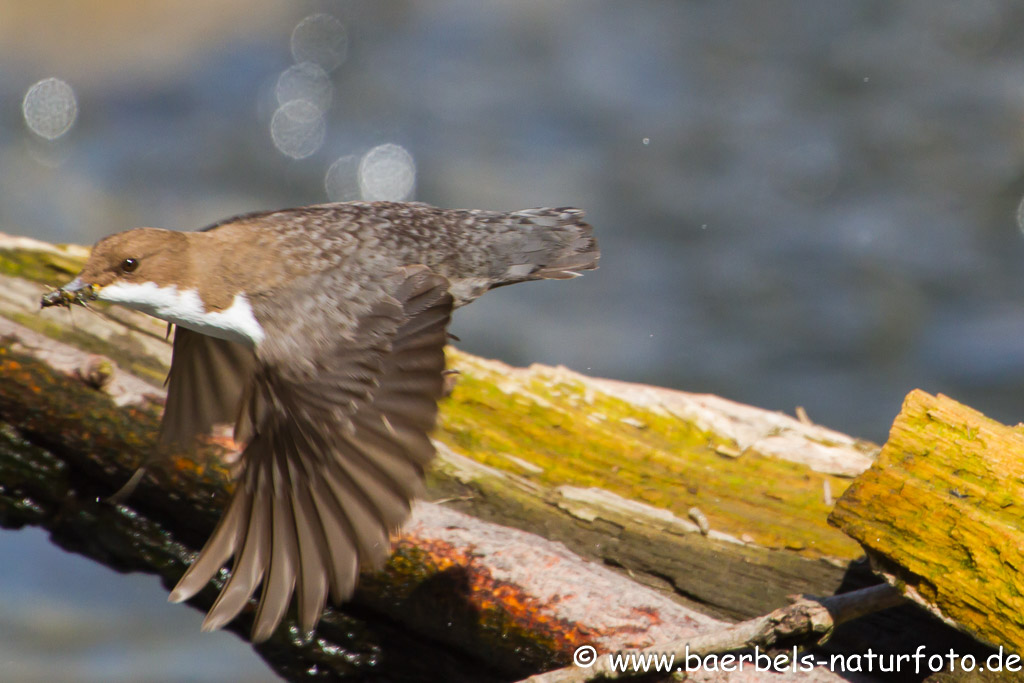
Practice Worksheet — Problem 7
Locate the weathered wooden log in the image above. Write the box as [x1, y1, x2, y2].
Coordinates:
[830, 389, 1024, 656]
[0, 234, 1001, 681]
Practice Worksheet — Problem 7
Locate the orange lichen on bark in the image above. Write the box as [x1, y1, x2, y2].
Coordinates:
[386, 535, 593, 656]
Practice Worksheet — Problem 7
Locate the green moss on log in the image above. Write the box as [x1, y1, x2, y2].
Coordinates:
[438, 350, 861, 560]
[0, 248, 85, 288]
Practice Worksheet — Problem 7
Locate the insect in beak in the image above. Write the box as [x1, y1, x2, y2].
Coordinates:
[40, 278, 98, 309]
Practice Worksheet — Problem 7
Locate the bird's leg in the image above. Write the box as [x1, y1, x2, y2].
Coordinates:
[107, 466, 148, 504]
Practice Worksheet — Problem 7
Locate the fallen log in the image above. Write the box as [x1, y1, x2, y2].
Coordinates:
[0, 234, 1000, 680]
[830, 389, 1024, 656]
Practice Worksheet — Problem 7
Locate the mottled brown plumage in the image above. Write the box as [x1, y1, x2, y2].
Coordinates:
[42, 201, 599, 641]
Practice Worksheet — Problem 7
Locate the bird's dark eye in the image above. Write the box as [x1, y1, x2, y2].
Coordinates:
[121, 257, 139, 273]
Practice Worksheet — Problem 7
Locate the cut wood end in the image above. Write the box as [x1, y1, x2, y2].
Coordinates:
[829, 388, 1024, 655]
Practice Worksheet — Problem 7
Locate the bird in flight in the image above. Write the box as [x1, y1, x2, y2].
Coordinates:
[41, 201, 598, 642]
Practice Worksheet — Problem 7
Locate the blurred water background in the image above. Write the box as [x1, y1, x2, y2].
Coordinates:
[4, 1, 1024, 680]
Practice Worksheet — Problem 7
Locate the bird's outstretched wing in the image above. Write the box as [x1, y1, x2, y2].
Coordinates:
[168, 265, 453, 642]
[161, 327, 256, 449]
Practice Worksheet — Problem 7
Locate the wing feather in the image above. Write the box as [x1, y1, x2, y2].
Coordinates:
[340, 426, 426, 500]
[201, 455, 272, 632]
[251, 441, 300, 642]
[161, 328, 255, 448]
[281, 419, 362, 605]
[307, 473, 361, 603]
[289, 462, 332, 633]
[168, 476, 252, 603]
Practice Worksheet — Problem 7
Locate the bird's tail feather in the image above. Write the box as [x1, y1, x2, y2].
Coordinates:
[494, 207, 599, 285]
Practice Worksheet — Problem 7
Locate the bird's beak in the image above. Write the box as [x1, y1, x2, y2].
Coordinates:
[41, 277, 99, 309]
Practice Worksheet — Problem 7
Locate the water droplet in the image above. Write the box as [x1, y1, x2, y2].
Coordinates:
[325, 154, 360, 201]
[276, 62, 332, 114]
[642, 137, 650, 145]
[1015, 196, 1024, 235]
[359, 144, 416, 201]
[291, 14, 348, 72]
[270, 100, 325, 159]
[22, 77, 77, 140]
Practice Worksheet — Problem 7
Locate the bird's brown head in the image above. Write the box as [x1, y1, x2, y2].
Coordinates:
[41, 228, 190, 308]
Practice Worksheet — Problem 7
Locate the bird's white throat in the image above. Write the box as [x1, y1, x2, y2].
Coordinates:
[99, 281, 265, 346]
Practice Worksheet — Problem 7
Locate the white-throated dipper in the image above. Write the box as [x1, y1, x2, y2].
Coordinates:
[40, 201, 598, 641]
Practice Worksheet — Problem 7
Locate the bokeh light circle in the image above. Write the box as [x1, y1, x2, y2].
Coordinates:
[291, 14, 348, 72]
[358, 144, 416, 201]
[275, 62, 332, 113]
[325, 155, 361, 201]
[22, 78, 77, 140]
[270, 100, 325, 159]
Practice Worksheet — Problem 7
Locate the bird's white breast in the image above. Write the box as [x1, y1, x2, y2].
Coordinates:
[99, 281, 265, 346]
